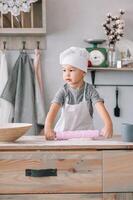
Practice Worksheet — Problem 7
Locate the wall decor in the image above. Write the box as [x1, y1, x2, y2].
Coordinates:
[0, 0, 46, 49]
[103, 9, 125, 67]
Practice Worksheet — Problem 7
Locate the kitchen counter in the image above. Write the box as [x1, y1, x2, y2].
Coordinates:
[0, 135, 133, 150]
[0, 135, 133, 200]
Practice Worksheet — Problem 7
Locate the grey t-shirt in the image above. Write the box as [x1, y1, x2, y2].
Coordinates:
[52, 82, 104, 117]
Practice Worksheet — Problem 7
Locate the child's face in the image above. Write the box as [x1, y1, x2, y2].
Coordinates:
[62, 65, 85, 87]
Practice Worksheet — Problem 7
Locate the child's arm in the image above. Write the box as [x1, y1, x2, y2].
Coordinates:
[44, 103, 61, 140]
[95, 101, 113, 138]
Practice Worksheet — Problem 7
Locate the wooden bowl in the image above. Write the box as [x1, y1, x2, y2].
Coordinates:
[0, 123, 32, 142]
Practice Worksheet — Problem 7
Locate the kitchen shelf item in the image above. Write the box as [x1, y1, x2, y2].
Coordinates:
[85, 39, 108, 67]
[121, 123, 133, 142]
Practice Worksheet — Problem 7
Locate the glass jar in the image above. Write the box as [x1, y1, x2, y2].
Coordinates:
[108, 44, 116, 67]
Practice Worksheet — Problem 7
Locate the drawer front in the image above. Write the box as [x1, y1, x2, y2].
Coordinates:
[0, 194, 103, 200]
[1, 193, 133, 200]
[103, 150, 133, 192]
[103, 193, 133, 200]
[0, 151, 102, 194]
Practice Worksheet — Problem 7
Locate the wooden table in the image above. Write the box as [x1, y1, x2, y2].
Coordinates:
[0, 136, 133, 200]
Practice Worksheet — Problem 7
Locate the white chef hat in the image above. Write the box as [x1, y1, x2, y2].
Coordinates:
[60, 46, 89, 72]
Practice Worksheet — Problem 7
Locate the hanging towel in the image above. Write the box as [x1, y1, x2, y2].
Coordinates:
[34, 49, 44, 94]
[1, 51, 37, 135]
[33, 49, 45, 125]
[0, 50, 13, 123]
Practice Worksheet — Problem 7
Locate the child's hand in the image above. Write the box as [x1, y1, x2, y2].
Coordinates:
[100, 124, 113, 138]
[44, 129, 56, 140]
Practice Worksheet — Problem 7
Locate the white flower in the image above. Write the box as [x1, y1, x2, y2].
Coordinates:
[21, 2, 30, 12]
[11, 6, 20, 16]
[103, 10, 125, 45]
[8, 0, 14, 7]
[115, 20, 121, 25]
[2, 4, 8, 14]
[0, 3, 2, 11]
[0, 0, 38, 16]
[29, 0, 38, 3]
[116, 29, 123, 34]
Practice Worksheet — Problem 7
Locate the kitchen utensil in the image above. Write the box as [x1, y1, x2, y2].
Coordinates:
[121, 123, 133, 142]
[0, 123, 32, 142]
[56, 130, 100, 140]
[114, 87, 120, 117]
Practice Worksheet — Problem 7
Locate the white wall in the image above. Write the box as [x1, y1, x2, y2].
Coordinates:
[43, 0, 133, 133]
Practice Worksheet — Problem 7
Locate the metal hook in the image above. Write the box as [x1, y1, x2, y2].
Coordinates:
[37, 41, 40, 49]
[3, 41, 6, 50]
[22, 41, 26, 50]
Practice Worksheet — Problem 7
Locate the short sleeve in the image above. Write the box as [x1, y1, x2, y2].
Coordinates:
[51, 87, 66, 106]
[86, 84, 104, 105]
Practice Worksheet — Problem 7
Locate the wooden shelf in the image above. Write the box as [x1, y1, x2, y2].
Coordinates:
[0, 0, 46, 49]
[0, 28, 46, 36]
[0, 0, 46, 36]
[87, 67, 133, 71]
[87, 67, 133, 86]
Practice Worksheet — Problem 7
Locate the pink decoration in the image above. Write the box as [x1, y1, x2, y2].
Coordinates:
[56, 130, 100, 140]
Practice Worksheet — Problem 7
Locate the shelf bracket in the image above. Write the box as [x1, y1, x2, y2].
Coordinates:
[90, 70, 96, 85]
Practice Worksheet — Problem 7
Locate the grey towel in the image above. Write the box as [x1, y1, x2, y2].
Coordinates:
[1, 52, 38, 135]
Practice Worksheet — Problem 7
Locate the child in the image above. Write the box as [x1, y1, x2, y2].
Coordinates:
[44, 47, 113, 140]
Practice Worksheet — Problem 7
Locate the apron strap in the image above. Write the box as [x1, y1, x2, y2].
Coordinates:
[83, 82, 87, 101]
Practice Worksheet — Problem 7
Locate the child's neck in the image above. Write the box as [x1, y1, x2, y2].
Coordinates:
[68, 80, 85, 89]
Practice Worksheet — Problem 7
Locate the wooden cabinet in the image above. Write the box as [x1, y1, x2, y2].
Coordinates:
[0, 151, 102, 194]
[0, 136, 133, 199]
[103, 150, 133, 192]
[103, 193, 133, 200]
[0, 194, 103, 200]
[1, 193, 133, 200]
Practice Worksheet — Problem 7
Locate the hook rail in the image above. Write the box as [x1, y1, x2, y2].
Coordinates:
[1, 40, 42, 50]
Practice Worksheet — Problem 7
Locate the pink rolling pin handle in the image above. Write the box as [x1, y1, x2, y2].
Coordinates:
[56, 130, 101, 140]
[94, 130, 105, 140]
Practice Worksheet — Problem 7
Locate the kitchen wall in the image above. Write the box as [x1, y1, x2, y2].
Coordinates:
[42, 0, 133, 134]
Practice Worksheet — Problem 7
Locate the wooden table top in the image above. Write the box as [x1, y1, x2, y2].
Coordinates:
[0, 135, 133, 150]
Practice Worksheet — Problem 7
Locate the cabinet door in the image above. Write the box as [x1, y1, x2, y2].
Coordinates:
[0, 151, 102, 194]
[103, 193, 133, 200]
[103, 150, 133, 192]
[2, 193, 133, 200]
